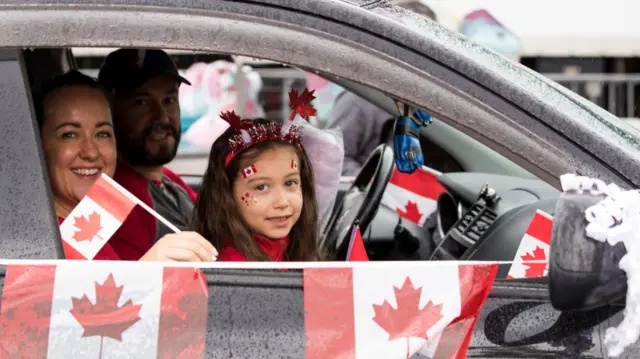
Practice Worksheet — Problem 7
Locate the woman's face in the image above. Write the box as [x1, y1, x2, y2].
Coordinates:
[40, 86, 116, 215]
[232, 145, 303, 240]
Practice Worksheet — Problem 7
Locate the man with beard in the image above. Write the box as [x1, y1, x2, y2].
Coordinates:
[97, 49, 199, 255]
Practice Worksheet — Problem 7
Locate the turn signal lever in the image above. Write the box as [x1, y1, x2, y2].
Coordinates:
[393, 220, 420, 254]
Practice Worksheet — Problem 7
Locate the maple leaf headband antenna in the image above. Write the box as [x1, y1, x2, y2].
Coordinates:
[221, 88, 318, 167]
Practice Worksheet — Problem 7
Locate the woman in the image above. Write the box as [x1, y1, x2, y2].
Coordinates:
[37, 70, 216, 261]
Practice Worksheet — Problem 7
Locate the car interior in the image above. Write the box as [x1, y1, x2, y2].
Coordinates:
[23, 47, 562, 276]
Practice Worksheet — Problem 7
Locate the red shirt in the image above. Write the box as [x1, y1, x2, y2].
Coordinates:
[217, 235, 290, 262]
[57, 217, 120, 260]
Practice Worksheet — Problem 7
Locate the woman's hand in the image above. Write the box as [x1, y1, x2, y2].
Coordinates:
[139, 231, 218, 262]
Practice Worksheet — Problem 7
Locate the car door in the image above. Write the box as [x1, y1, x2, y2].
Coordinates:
[196, 272, 626, 357]
[0, 1, 637, 358]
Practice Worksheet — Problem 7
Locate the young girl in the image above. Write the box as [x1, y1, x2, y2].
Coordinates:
[191, 89, 323, 261]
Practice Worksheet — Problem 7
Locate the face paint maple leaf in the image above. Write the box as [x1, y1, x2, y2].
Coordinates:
[520, 246, 548, 278]
[373, 277, 444, 359]
[70, 274, 142, 359]
[396, 201, 423, 224]
[288, 88, 317, 121]
[72, 211, 103, 243]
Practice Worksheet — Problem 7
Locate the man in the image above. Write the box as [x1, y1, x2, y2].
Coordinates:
[327, 0, 437, 175]
[98, 48, 198, 257]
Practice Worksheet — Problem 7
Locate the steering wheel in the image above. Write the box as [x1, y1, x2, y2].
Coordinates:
[320, 144, 395, 260]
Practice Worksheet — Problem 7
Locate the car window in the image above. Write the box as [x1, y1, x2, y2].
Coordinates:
[38, 46, 553, 271]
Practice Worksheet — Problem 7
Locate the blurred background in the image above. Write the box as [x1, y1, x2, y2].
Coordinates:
[71, 0, 640, 171]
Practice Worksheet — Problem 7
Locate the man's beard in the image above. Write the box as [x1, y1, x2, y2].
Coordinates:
[118, 124, 181, 167]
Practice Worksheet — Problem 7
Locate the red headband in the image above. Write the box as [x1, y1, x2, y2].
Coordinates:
[222, 88, 317, 166]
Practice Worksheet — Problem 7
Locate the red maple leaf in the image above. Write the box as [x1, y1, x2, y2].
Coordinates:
[70, 274, 142, 359]
[520, 246, 548, 278]
[219, 110, 252, 130]
[373, 277, 444, 359]
[288, 88, 317, 121]
[396, 201, 423, 224]
[72, 211, 103, 243]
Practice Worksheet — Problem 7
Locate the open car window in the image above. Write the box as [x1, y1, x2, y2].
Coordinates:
[38, 48, 558, 272]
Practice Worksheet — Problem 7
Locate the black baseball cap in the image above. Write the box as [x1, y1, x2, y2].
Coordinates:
[98, 48, 191, 95]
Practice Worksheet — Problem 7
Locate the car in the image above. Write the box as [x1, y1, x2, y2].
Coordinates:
[0, 0, 638, 357]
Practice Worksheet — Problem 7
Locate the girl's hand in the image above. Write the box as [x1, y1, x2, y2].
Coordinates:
[139, 231, 218, 262]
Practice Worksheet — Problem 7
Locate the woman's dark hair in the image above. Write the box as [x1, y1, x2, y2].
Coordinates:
[192, 119, 323, 261]
[35, 70, 108, 129]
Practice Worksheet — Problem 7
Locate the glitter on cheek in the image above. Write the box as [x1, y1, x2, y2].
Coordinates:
[241, 191, 258, 206]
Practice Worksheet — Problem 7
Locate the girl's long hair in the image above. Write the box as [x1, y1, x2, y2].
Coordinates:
[191, 119, 323, 261]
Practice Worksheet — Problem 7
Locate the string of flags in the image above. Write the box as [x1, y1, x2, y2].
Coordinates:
[0, 260, 499, 358]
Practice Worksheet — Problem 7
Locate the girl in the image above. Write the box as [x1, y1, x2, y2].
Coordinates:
[192, 89, 323, 261]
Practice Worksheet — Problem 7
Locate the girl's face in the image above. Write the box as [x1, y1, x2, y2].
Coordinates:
[232, 145, 303, 240]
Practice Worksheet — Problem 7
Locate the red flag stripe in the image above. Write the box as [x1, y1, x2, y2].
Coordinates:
[347, 226, 369, 262]
[86, 176, 136, 222]
[157, 267, 209, 359]
[389, 167, 446, 200]
[61, 241, 87, 260]
[432, 317, 475, 359]
[434, 264, 497, 358]
[304, 268, 355, 359]
[525, 211, 553, 245]
[0, 264, 57, 359]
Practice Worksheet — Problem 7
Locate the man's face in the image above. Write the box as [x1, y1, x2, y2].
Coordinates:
[111, 75, 181, 167]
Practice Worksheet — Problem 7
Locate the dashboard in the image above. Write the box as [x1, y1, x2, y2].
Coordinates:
[363, 172, 560, 274]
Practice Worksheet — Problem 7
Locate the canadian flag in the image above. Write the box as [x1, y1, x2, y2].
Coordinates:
[347, 224, 369, 261]
[507, 210, 554, 279]
[59, 174, 137, 260]
[304, 263, 497, 358]
[0, 262, 208, 359]
[242, 164, 257, 178]
[382, 167, 446, 226]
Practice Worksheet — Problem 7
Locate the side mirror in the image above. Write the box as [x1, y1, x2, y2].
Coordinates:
[548, 191, 627, 311]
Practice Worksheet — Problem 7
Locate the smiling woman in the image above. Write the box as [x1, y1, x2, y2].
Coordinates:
[37, 70, 117, 218]
[36, 70, 218, 262]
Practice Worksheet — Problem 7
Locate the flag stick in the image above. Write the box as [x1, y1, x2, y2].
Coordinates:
[100, 174, 182, 233]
